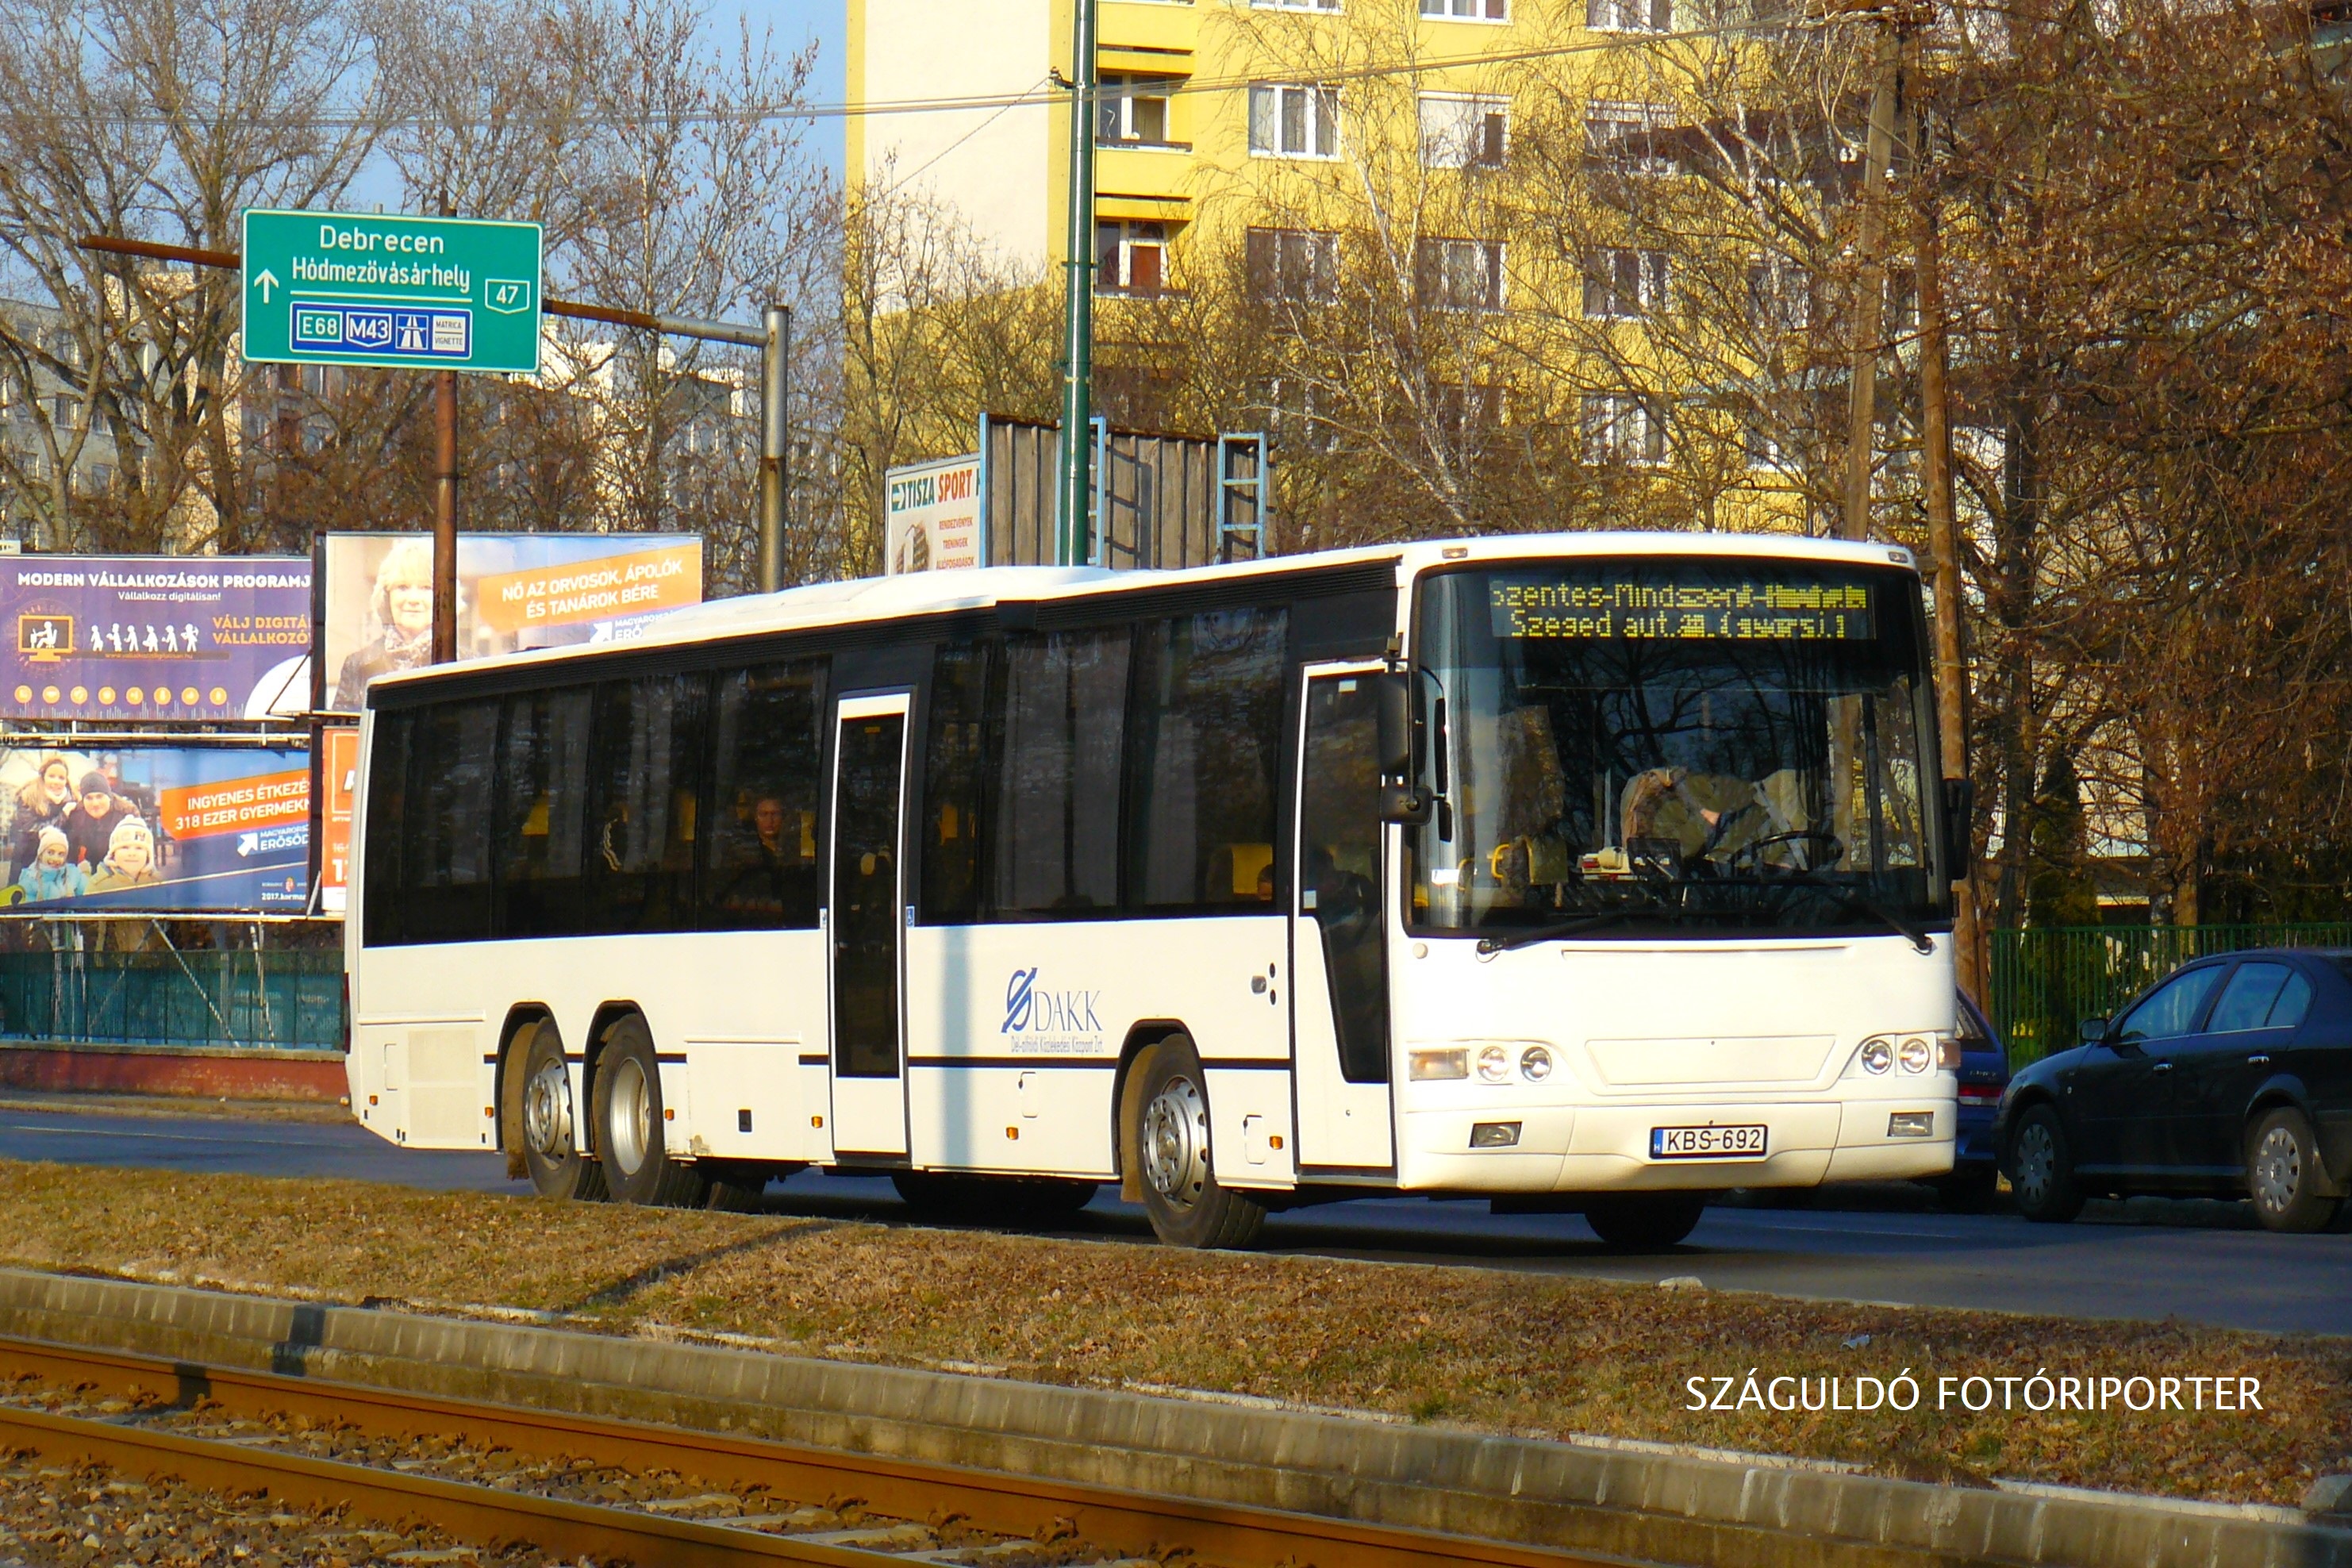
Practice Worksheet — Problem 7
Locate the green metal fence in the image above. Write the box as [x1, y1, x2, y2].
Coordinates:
[0, 948, 344, 1052]
[1989, 924, 2352, 1066]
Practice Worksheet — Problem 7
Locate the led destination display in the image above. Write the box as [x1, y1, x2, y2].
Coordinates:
[1490, 574, 1876, 642]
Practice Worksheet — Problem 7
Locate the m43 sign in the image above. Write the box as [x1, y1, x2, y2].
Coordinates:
[240, 210, 543, 375]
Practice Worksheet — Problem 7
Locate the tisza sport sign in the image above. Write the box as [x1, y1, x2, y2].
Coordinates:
[241, 210, 543, 375]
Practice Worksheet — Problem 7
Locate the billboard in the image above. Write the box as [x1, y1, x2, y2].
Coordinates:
[315, 724, 359, 915]
[0, 556, 312, 721]
[315, 533, 703, 710]
[885, 454, 983, 575]
[0, 746, 309, 912]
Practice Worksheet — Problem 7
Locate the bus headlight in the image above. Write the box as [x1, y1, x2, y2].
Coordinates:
[1898, 1036, 1935, 1074]
[1410, 1048, 1468, 1081]
[1477, 1045, 1512, 1084]
[1858, 1038, 1894, 1075]
[1520, 1045, 1554, 1082]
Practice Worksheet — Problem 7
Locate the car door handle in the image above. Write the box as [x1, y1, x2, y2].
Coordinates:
[2248, 1054, 2272, 1066]
[2151, 1061, 2173, 1074]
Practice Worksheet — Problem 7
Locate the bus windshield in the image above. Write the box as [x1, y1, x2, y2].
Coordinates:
[1409, 560, 1947, 937]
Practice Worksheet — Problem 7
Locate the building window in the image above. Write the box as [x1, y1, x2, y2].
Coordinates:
[1255, 0, 1339, 9]
[1742, 410, 1789, 470]
[1416, 238, 1506, 312]
[1421, 0, 1508, 17]
[1248, 83, 1340, 159]
[1748, 254, 1812, 330]
[1588, 0, 1671, 32]
[1587, 100, 1676, 175]
[1097, 221, 1169, 295]
[1246, 227, 1336, 303]
[1584, 248, 1670, 319]
[1432, 382, 1504, 437]
[1254, 376, 1337, 452]
[1584, 393, 1667, 466]
[1098, 75, 1179, 147]
[1419, 94, 1508, 168]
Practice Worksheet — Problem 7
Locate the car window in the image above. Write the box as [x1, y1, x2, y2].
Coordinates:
[2269, 970, 2315, 1030]
[2115, 966, 2225, 1043]
[2208, 963, 2292, 1033]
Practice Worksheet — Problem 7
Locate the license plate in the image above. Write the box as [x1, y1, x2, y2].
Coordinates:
[1651, 1124, 1768, 1159]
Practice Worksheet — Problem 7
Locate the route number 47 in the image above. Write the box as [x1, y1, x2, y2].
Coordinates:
[485, 279, 534, 314]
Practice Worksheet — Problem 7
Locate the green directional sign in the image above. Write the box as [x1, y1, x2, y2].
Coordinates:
[240, 209, 543, 375]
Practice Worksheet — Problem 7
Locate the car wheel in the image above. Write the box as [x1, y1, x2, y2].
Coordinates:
[1130, 1036, 1265, 1250]
[2009, 1105, 2083, 1224]
[592, 1017, 709, 1209]
[1584, 1192, 1708, 1251]
[517, 1019, 605, 1202]
[2247, 1108, 2342, 1234]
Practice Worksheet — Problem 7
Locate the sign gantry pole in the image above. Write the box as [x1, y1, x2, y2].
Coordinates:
[1055, 0, 1099, 570]
[759, 303, 790, 595]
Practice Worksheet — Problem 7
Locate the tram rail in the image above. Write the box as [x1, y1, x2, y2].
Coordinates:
[0, 1332, 1634, 1568]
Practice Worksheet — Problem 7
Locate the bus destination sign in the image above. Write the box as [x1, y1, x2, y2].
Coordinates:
[1491, 575, 1874, 641]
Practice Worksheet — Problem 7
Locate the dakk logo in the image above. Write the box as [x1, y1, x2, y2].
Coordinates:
[1002, 967, 1104, 1039]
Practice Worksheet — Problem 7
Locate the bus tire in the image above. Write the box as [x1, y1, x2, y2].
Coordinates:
[592, 1017, 708, 1209]
[1583, 1191, 1708, 1251]
[1130, 1036, 1265, 1250]
[702, 1161, 771, 1213]
[518, 1019, 605, 1203]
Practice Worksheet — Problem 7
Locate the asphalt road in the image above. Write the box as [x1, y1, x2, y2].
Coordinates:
[2, 1104, 2346, 1335]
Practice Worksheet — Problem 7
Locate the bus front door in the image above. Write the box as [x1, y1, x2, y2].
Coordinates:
[1291, 663, 1396, 1174]
[828, 694, 912, 1158]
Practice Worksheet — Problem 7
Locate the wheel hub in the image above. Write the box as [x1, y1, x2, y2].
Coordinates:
[1140, 1073, 1209, 1209]
[2252, 1126, 2301, 1214]
[606, 1058, 652, 1178]
[2016, 1123, 2054, 1205]
[523, 1059, 572, 1159]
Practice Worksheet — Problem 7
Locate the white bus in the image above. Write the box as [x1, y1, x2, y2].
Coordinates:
[345, 532, 1968, 1250]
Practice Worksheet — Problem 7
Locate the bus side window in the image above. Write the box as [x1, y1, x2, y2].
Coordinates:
[361, 709, 412, 946]
[582, 674, 708, 936]
[702, 657, 827, 931]
[1126, 607, 1289, 912]
[991, 629, 1129, 917]
[400, 698, 498, 943]
[920, 640, 991, 923]
[494, 686, 591, 940]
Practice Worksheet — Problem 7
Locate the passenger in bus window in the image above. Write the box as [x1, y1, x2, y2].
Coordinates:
[715, 794, 793, 920]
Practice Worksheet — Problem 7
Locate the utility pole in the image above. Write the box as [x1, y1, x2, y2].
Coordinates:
[432, 367, 459, 662]
[1839, 12, 1904, 541]
[759, 303, 790, 594]
[1055, 0, 1099, 568]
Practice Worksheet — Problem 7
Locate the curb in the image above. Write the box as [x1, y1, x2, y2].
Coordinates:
[0, 1267, 2342, 1568]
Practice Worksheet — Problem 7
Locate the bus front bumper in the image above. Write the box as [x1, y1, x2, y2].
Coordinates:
[1397, 1100, 1956, 1192]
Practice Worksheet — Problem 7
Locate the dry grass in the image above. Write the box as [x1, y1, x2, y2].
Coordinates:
[0, 1159, 2343, 1507]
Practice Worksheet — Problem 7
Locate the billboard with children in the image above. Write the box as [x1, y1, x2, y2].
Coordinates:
[0, 747, 309, 913]
[313, 532, 704, 712]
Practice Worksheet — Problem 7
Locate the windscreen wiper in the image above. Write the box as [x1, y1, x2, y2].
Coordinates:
[1788, 879, 1935, 955]
[1475, 904, 1668, 954]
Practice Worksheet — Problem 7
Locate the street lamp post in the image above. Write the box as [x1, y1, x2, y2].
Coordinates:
[1055, 0, 1099, 569]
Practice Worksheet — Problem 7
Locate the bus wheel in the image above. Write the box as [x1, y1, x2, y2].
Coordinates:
[702, 1161, 771, 1213]
[592, 1017, 708, 1209]
[519, 1020, 605, 1203]
[1132, 1036, 1264, 1250]
[1583, 1192, 1708, 1251]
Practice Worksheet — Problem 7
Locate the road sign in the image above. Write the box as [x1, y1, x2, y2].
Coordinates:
[240, 210, 542, 375]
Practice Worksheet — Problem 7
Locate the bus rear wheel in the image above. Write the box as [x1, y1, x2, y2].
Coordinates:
[517, 1020, 605, 1203]
[593, 1017, 708, 1209]
[1583, 1192, 1708, 1251]
[1131, 1036, 1264, 1250]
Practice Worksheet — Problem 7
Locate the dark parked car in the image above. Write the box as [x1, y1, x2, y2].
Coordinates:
[1997, 949, 2352, 1232]
[1936, 993, 2010, 1205]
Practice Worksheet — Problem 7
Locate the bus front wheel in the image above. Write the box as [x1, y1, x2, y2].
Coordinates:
[1131, 1036, 1265, 1250]
[592, 1017, 708, 1209]
[1584, 1191, 1708, 1251]
[518, 1020, 606, 1203]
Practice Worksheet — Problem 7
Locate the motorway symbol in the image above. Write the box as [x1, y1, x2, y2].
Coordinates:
[241, 209, 542, 375]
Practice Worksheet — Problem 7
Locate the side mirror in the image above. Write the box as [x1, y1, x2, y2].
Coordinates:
[2077, 1016, 2109, 1045]
[1374, 671, 1416, 778]
[1939, 776, 1975, 883]
[1379, 783, 1432, 826]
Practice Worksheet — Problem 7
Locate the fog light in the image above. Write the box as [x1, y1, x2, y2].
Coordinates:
[1476, 1044, 1512, 1084]
[1936, 1036, 1962, 1071]
[1899, 1036, 1934, 1074]
[1888, 1111, 1935, 1139]
[1411, 1048, 1469, 1081]
[1859, 1038, 1893, 1075]
[1470, 1120, 1521, 1148]
[1520, 1045, 1554, 1082]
